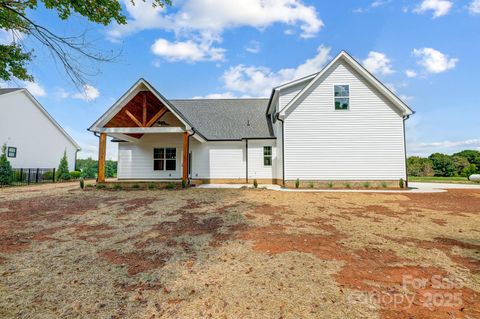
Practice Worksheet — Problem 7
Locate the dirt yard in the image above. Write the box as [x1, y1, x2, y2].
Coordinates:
[0, 183, 479, 319]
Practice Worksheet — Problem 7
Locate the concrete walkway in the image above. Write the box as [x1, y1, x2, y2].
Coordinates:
[197, 182, 480, 193]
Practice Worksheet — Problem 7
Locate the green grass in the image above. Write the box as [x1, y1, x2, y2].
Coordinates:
[408, 176, 478, 184]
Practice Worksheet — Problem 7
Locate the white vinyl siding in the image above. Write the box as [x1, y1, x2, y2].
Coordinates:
[118, 134, 183, 179]
[278, 82, 308, 112]
[283, 60, 406, 181]
[247, 140, 276, 180]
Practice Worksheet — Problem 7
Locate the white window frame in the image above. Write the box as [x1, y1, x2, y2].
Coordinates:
[153, 147, 177, 171]
[263, 146, 272, 167]
[333, 84, 350, 111]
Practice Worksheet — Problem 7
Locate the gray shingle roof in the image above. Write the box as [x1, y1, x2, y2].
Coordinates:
[0, 88, 22, 95]
[170, 98, 274, 140]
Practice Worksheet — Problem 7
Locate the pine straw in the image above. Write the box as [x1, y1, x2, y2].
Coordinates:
[0, 185, 479, 318]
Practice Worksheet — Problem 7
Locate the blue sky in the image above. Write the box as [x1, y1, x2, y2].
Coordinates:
[1, 0, 480, 160]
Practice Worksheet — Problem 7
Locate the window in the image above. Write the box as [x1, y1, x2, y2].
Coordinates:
[153, 148, 176, 171]
[334, 85, 349, 110]
[263, 146, 272, 166]
[7, 147, 16, 158]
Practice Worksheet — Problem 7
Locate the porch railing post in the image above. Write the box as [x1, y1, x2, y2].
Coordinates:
[27, 169, 31, 185]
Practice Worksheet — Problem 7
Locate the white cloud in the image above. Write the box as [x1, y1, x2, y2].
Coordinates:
[221, 45, 331, 97]
[245, 40, 261, 54]
[469, 0, 480, 14]
[413, 48, 458, 74]
[192, 92, 238, 99]
[405, 69, 418, 78]
[0, 29, 25, 44]
[24, 81, 46, 97]
[151, 38, 225, 62]
[409, 138, 480, 156]
[354, 0, 391, 13]
[362, 51, 394, 75]
[72, 84, 100, 102]
[414, 0, 453, 18]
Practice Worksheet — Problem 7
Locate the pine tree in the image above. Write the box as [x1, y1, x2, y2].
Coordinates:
[0, 144, 13, 185]
[57, 150, 71, 181]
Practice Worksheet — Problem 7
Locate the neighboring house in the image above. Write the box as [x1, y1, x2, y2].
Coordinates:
[89, 51, 413, 186]
[0, 88, 80, 170]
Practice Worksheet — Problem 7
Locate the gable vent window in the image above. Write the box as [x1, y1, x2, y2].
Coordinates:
[334, 85, 350, 110]
[153, 148, 176, 171]
[263, 146, 272, 166]
[7, 147, 17, 158]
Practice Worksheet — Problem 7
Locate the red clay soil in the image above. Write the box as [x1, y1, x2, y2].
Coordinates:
[239, 203, 480, 319]
[99, 250, 171, 276]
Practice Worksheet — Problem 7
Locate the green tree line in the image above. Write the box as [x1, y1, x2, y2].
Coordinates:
[408, 150, 480, 177]
[76, 158, 117, 179]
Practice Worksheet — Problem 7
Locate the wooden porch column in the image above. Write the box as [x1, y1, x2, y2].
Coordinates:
[182, 131, 189, 181]
[97, 133, 107, 183]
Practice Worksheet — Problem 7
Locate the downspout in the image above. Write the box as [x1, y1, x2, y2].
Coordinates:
[403, 115, 410, 188]
[187, 130, 195, 184]
[245, 139, 249, 184]
[74, 149, 79, 171]
[276, 114, 285, 186]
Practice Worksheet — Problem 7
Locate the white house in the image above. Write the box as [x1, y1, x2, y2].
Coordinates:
[89, 51, 413, 187]
[0, 88, 80, 170]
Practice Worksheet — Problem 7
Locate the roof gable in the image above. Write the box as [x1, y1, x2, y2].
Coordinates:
[278, 51, 414, 118]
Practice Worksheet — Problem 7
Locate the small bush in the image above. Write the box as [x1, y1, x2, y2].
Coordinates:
[70, 171, 81, 179]
[56, 150, 71, 181]
[42, 171, 54, 181]
[327, 181, 334, 189]
[363, 182, 370, 188]
[399, 178, 405, 189]
[148, 182, 156, 190]
[79, 178, 84, 189]
[181, 179, 187, 189]
[308, 182, 314, 188]
[166, 183, 176, 190]
[131, 184, 140, 189]
[381, 181, 388, 188]
[0, 144, 12, 185]
[253, 179, 258, 188]
[96, 184, 106, 189]
[295, 178, 300, 189]
[345, 182, 351, 189]
[112, 184, 122, 190]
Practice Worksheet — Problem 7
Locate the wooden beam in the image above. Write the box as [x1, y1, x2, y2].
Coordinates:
[98, 127, 184, 134]
[146, 107, 168, 127]
[142, 92, 147, 126]
[125, 110, 143, 127]
[182, 131, 189, 181]
[97, 133, 107, 183]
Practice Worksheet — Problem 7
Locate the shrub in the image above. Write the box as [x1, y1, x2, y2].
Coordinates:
[363, 182, 370, 188]
[345, 182, 351, 189]
[308, 182, 314, 188]
[42, 171, 54, 181]
[131, 184, 140, 189]
[112, 184, 122, 190]
[148, 182, 156, 190]
[327, 181, 333, 189]
[79, 178, 84, 189]
[253, 179, 258, 188]
[181, 179, 187, 189]
[166, 183, 176, 190]
[96, 184, 106, 189]
[381, 181, 388, 188]
[462, 164, 477, 178]
[295, 178, 300, 189]
[0, 144, 12, 185]
[399, 178, 405, 189]
[70, 171, 81, 179]
[56, 150, 71, 181]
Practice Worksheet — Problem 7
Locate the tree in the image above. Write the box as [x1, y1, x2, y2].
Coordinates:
[0, 0, 171, 87]
[56, 150, 70, 181]
[453, 150, 480, 173]
[463, 164, 477, 178]
[78, 157, 96, 179]
[105, 160, 117, 178]
[407, 156, 434, 177]
[428, 153, 456, 177]
[452, 156, 470, 176]
[0, 144, 13, 185]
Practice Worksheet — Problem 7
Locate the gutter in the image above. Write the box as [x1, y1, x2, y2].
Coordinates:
[403, 114, 411, 188]
[276, 114, 285, 186]
[245, 139, 249, 183]
[187, 130, 195, 184]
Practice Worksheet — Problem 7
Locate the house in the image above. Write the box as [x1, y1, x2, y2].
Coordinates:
[0, 88, 80, 170]
[89, 51, 413, 187]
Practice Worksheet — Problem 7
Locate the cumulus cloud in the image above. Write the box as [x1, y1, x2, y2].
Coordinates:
[72, 84, 100, 102]
[469, 0, 480, 14]
[24, 81, 46, 97]
[405, 70, 418, 78]
[192, 92, 239, 99]
[413, 48, 458, 74]
[409, 139, 480, 156]
[151, 38, 225, 62]
[220, 45, 331, 97]
[414, 0, 453, 18]
[362, 51, 394, 75]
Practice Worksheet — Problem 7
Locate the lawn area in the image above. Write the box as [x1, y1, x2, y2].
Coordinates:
[0, 183, 479, 319]
[409, 176, 478, 184]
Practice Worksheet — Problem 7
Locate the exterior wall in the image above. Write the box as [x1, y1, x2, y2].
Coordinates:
[117, 133, 183, 179]
[0, 91, 78, 170]
[247, 139, 276, 180]
[278, 82, 307, 112]
[283, 60, 406, 181]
